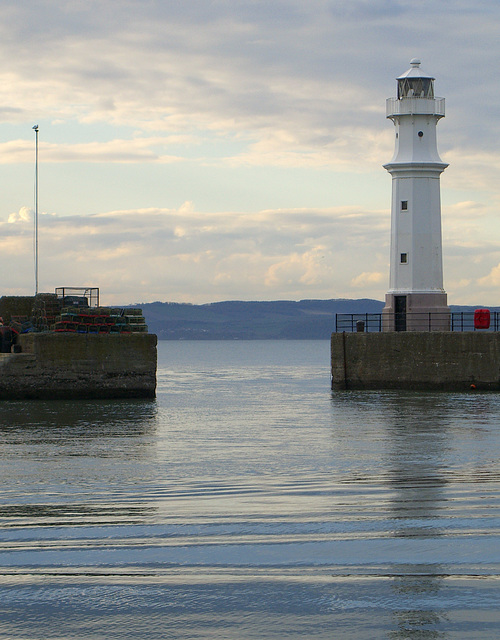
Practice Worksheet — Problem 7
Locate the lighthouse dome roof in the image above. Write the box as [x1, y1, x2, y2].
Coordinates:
[397, 59, 434, 81]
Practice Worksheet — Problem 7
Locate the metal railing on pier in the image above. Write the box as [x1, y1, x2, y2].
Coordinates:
[335, 312, 500, 333]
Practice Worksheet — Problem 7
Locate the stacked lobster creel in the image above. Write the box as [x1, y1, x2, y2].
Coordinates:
[31, 293, 63, 332]
[10, 316, 34, 334]
[54, 306, 148, 334]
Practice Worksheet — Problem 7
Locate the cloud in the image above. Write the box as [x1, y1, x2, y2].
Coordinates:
[0, 203, 390, 302]
[442, 200, 488, 219]
[477, 264, 500, 288]
[351, 271, 385, 287]
[8, 206, 32, 223]
[2, 198, 500, 306]
[0, 0, 495, 170]
[442, 149, 500, 192]
[0, 2, 497, 181]
[0, 138, 187, 164]
[264, 247, 331, 288]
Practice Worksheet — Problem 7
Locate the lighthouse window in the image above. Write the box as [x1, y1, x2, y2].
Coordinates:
[401, 200, 408, 211]
[418, 131, 424, 137]
[400, 253, 408, 264]
[398, 77, 434, 99]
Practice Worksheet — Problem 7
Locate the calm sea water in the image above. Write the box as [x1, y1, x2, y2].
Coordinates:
[0, 339, 499, 639]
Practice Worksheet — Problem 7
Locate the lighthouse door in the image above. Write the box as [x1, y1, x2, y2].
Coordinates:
[394, 296, 407, 332]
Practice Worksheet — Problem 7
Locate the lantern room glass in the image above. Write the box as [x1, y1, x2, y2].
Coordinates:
[397, 77, 434, 99]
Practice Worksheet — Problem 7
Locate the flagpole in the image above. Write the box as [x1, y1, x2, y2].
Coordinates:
[33, 125, 39, 296]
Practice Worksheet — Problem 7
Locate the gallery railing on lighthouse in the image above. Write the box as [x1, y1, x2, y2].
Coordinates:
[386, 96, 445, 118]
[335, 311, 500, 333]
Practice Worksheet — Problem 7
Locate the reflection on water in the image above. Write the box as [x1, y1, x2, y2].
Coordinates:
[0, 341, 499, 639]
[0, 399, 159, 534]
[385, 394, 449, 639]
[0, 398, 158, 436]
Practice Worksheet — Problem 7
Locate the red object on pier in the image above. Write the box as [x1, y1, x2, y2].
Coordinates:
[474, 309, 490, 330]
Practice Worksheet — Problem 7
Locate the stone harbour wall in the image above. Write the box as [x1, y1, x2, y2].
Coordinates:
[331, 331, 500, 391]
[0, 333, 157, 399]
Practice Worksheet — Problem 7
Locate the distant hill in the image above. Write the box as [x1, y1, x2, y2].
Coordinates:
[136, 299, 500, 340]
[450, 305, 500, 312]
[138, 298, 385, 340]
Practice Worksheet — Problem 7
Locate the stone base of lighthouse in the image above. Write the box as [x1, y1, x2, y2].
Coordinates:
[382, 292, 450, 332]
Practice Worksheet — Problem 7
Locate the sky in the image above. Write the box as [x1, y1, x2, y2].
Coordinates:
[1, 0, 500, 305]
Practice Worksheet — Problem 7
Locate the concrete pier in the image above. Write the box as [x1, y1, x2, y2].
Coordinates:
[0, 333, 157, 399]
[331, 331, 500, 391]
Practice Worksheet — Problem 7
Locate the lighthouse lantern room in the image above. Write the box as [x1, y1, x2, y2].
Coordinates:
[382, 59, 450, 331]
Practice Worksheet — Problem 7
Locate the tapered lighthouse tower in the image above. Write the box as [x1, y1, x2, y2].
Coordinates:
[382, 59, 449, 331]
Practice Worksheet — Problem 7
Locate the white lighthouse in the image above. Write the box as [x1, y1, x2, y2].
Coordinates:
[382, 59, 449, 331]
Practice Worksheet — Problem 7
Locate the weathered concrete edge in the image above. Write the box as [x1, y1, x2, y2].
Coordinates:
[0, 333, 158, 400]
[331, 331, 500, 391]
